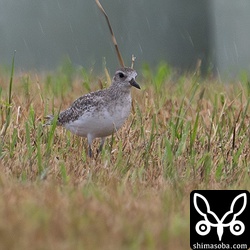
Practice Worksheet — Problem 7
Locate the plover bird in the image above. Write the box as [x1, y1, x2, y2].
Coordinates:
[46, 67, 140, 157]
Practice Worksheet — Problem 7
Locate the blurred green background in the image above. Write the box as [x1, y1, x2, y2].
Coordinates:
[0, 0, 250, 76]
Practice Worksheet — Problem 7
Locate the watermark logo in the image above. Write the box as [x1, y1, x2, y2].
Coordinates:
[190, 190, 250, 250]
[194, 192, 246, 241]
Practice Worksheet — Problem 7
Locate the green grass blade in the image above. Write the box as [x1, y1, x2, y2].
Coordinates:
[190, 111, 200, 154]
[1, 51, 16, 137]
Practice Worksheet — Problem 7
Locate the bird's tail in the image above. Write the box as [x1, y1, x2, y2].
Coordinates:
[44, 114, 56, 126]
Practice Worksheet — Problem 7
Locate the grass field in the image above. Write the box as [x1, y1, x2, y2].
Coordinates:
[0, 60, 250, 250]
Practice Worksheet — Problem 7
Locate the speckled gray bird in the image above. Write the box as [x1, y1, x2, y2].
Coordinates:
[46, 67, 140, 157]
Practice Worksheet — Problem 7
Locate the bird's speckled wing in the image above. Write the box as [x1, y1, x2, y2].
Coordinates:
[58, 89, 109, 125]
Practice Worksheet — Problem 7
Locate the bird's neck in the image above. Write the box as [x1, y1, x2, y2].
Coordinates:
[109, 82, 131, 95]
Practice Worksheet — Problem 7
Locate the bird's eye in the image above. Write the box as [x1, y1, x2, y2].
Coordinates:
[118, 72, 125, 78]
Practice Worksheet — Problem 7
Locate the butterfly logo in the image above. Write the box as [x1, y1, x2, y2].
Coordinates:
[193, 193, 247, 241]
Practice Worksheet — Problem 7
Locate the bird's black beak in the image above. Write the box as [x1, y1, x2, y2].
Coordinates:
[129, 78, 140, 89]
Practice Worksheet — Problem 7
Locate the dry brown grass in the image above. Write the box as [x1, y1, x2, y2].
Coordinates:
[0, 63, 250, 249]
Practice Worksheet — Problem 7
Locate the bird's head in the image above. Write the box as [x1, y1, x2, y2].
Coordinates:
[112, 67, 140, 90]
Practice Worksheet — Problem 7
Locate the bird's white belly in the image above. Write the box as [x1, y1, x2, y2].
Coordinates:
[64, 105, 130, 138]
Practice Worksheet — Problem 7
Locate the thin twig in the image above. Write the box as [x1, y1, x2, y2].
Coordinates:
[95, 0, 125, 67]
[131, 54, 136, 69]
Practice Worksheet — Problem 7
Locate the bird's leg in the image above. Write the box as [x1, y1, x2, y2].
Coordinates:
[88, 145, 92, 158]
[87, 134, 93, 158]
[97, 137, 106, 155]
